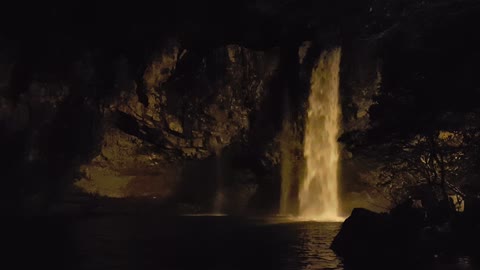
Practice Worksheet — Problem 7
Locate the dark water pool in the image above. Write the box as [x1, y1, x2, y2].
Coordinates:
[10, 215, 342, 269]
[8, 215, 476, 270]
[72, 215, 342, 270]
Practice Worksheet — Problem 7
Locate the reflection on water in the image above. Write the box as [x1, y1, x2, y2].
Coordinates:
[458, 256, 472, 268]
[293, 222, 343, 270]
[431, 256, 475, 270]
[12, 215, 477, 270]
[69, 215, 344, 270]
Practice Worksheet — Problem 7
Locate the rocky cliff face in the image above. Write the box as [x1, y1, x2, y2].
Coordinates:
[2, 0, 479, 215]
[75, 42, 281, 201]
[0, 39, 283, 213]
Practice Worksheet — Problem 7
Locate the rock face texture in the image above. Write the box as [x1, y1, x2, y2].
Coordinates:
[75, 128, 179, 198]
[331, 204, 465, 268]
[2, 0, 480, 215]
[331, 208, 394, 261]
[75, 43, 281, 201]
[0, 32, 284, 213]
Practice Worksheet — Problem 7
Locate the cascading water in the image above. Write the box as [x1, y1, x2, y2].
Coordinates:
[299, 48, 343, 221]
[279, 118, 293, 215]
[213, 146, 224, 214]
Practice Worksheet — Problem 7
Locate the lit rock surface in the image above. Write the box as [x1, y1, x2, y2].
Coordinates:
[76, 43, 280, 198]
[75, 128, 179, 198]
[1, 0, 479, 215]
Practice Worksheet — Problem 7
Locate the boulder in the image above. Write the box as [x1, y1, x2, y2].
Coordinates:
[332, 206, 463, 268]
[331, 208, 396, 263]
[331, 207, 432, 267]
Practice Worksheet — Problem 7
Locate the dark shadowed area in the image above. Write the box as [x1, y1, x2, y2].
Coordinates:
[2, 1, 480, 269]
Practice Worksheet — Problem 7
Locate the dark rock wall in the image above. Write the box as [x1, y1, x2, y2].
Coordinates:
[76, 42, 283, 213]
[0, 37, 286, 214]
[1, 0, 479, 214]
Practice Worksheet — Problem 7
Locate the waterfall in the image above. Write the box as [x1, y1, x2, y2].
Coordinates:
[280, 118, 293, 215]
[213, 146, 224, 214]
[299, 48, 342, 221]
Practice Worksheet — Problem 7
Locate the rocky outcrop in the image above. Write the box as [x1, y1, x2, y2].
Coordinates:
[332, 206, 457, 267]
[75, 42, 281, 199]
[75, 128, 179, 198]
[0, 32, 283, 212]
[3, 0, 479, 215]
[331, 208, 397, 262]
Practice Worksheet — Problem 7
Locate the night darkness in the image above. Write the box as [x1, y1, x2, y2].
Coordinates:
[2, 1, 480, 269]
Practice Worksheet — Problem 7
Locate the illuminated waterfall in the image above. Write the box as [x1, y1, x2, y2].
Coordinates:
[213, 147, 224, 214]
[280, 118, 293, 215]
[299, 48, 342, 221]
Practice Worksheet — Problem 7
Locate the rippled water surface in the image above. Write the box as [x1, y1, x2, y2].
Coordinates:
[71, 215, 343, 270]
[11, 214, 478, 270]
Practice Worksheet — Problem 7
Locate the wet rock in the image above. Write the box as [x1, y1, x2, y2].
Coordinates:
[331, 208, 395, 262]
[75, 128, 179, 198]
[332, 206, 460, 267]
